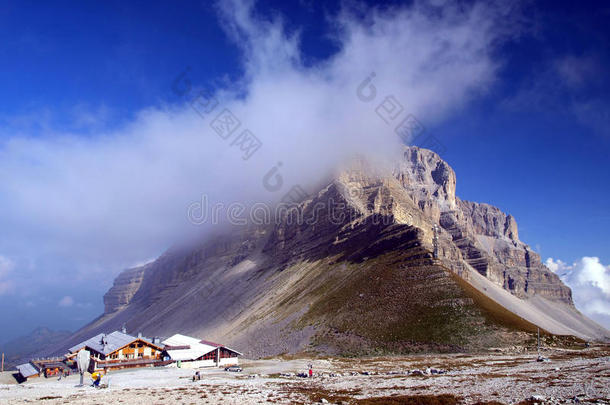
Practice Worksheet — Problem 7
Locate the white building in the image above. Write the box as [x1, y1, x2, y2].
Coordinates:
[161, 334, 241, 369]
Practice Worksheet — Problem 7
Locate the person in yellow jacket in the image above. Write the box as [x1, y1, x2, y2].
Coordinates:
[91, 371, 102, 387]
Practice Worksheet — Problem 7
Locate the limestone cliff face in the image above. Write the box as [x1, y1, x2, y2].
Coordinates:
[103, 264, 148, 313]
[393, 146, 457, 221]
[391, 147, 572, 304]
[458, 200, 518, 241]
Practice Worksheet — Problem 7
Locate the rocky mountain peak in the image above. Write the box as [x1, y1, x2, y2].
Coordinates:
[332, 146, 570, 304]
[393, 146, 457, 217]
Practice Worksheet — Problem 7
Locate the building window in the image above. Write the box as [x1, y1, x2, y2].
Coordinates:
[200, 352, 216, 360]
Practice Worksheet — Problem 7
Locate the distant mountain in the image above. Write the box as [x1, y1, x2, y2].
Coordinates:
[58, 146, 609, 358]
[0, 327, 71, 369]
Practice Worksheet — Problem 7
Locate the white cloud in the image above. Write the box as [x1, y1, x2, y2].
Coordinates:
[0, 0, 520, 293]
[58, 296, 75, 307]
[546, 256, 610, 329]
[0, 255, 15, 295]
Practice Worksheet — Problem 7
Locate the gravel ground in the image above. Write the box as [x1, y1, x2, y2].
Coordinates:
[0, 347, 608, 404]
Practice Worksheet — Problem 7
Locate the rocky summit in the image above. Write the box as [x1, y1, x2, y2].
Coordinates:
[61, 146, 609, 358]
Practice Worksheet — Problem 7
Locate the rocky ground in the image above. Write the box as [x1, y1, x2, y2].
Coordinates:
[0, 346, 608, 404]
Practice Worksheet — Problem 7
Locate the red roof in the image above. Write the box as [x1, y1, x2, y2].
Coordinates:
[198, 339, 243, 356]
[199, 339, 222, 347]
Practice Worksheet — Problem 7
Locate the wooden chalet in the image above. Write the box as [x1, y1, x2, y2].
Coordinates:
[69, 331, 164, 370]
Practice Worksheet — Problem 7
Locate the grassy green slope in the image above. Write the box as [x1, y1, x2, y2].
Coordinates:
[282, 248, 541, 355]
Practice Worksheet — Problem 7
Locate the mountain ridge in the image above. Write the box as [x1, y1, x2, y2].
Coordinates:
[0, 327, 72, 369]
[55, 146, 609, 358]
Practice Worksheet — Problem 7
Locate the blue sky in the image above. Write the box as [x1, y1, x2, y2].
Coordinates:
[0, 0, 609, 341]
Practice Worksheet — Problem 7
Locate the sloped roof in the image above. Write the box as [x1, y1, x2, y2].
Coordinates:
[16, 363, 38, 377]
[162, 334, 217, 361]
[69, 331, 138, 355]
[199, 339, 221, 347]
[200, 339, 243, 356]
[222, 346, 243, 356]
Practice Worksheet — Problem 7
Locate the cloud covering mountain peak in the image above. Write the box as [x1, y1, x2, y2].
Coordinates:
[546, 256, 610, 328]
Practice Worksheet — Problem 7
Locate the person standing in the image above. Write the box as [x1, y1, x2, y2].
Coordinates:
[91, 371, 101, 387]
